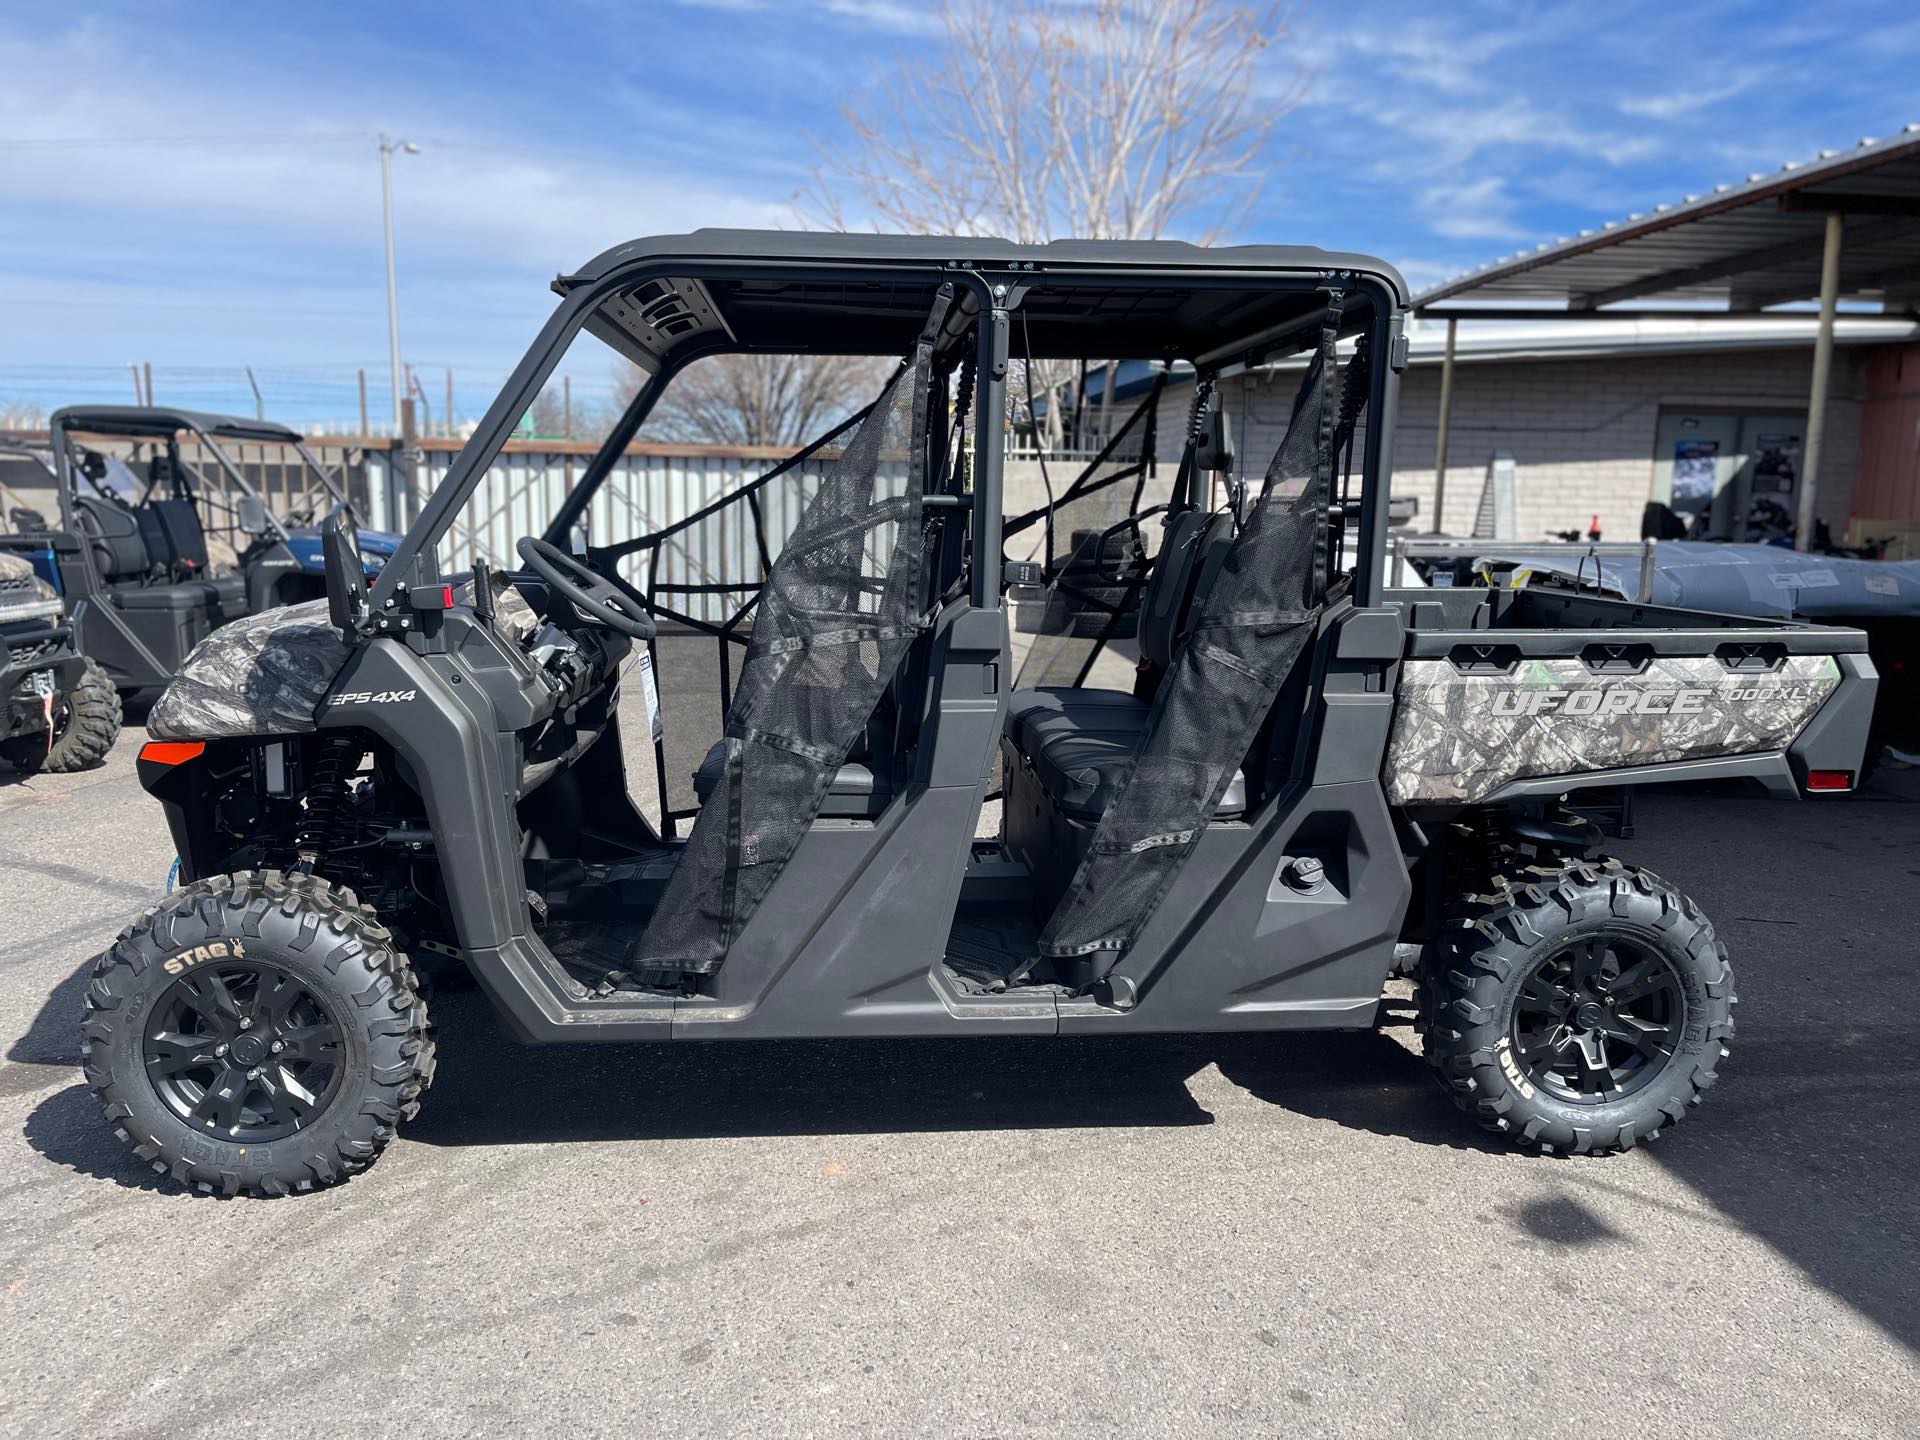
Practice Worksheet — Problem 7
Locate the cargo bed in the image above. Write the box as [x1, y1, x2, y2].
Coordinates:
[1384, 585, 1877, 805]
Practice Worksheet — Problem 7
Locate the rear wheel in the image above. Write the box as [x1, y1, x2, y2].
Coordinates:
[82, 870, 433, 1196]
[1419, 857, 1734, 1154]
[2, 657, 122, 773]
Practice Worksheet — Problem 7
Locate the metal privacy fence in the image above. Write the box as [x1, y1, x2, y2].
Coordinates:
[364, 439, 909, 624]
[2, 427, 907, 624]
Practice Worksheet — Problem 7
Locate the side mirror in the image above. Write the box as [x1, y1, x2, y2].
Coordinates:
[1196, 403, 1234, 475]
[236, 495, 271, 536]
[323, 510, 367, 635]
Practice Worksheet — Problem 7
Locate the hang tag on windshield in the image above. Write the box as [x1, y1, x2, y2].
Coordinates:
[636, 651, 664, 743]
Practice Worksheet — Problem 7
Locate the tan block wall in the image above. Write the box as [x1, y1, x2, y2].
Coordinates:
[1152, 345, 1875, 543]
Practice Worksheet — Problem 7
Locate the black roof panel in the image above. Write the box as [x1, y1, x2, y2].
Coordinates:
[50, 406, 304, 444]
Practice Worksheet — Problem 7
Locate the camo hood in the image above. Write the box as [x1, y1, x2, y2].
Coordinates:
[0, 551, 64, 628]
[147, 576, 538, 741]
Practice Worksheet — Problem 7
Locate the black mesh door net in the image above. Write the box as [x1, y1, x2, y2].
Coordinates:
[629, 330, 935, 977]
[1038, 294, 1350, 960]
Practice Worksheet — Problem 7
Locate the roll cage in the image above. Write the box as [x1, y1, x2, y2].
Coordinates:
[46, 406, 355, 544]
[369, 232, 1410, 624]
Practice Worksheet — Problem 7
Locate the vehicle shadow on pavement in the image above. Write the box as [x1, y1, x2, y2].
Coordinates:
[17, 987, 1492, 1196]
[393, 988, 1485, 1151]
[9, 956, 178, 1192]
[4, 957, 90, 1076]
[22, 1083, 176, 1194]
[1213, 1013, 1510, 1155]
[1640, 1010, 1920, 1356]
[1621, 776, 1920, 1359]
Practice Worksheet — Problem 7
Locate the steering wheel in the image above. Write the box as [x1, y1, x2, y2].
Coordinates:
[515, 537, 656, 640]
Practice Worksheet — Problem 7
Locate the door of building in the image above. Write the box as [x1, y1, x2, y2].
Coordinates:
[1652, 409, 1803, 542]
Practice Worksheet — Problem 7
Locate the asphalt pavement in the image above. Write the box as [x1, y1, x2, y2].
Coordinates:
[1, 727, 1916, 1438]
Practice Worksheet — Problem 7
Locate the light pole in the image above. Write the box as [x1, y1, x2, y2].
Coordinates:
[379, 134, 420, 435]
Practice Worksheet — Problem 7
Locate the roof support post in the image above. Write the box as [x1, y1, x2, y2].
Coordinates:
[971, 298, 1009, 609]
[1795, 210, 1844, 551]
[1431, 316, 1458, 534]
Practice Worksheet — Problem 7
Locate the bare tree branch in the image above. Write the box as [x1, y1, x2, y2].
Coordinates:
[615, 354, 890, 449]
[804, 0, 1306, 245]
[800, 0, 1308, 446]
[524, 385, 570, 439]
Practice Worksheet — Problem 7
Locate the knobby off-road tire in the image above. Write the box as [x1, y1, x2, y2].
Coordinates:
[1419, 856, 1734, 1154]
[1, 657, 121, 773]
[82, 871, 434, 1196]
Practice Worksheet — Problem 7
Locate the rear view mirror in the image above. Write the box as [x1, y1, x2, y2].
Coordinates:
[323, 510, 367, 635]
[1196, 403, 1234, 475]
[236, 495, 271, 536]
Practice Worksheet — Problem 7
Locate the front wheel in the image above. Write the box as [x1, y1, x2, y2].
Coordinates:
[2, 657, 122, 773]
[1419, 857, 1735, 1154]
[82, 871, 434, 1196]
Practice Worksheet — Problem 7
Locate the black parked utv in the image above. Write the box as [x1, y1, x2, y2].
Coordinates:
[11, 407, 396, 698]
[85, 233, 1877, 1195]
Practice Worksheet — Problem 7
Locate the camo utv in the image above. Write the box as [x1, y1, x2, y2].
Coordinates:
[82, 232, 1876, 1197]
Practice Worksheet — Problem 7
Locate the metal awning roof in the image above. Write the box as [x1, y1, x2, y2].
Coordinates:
[1416, 125, 1920, 317]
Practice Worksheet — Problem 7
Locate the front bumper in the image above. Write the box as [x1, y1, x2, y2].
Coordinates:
[2, 622, 87, 741]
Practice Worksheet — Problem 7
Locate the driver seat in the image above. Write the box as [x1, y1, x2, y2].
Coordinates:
[690, 701, 896, 821]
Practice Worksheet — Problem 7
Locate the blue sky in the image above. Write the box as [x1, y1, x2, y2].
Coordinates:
[1, 0, 1916, 426]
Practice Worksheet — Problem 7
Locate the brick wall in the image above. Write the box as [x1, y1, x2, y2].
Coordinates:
[1154, 343, 1879, 544]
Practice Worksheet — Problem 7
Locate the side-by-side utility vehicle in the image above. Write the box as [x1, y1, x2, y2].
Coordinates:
[10, 407, 398, 697]
[83, 233, 1875, 1195]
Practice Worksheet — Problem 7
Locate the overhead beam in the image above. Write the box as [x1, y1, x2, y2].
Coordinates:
[1778, 191, 1920, 217]
[1570, 215, 1917, 310]
[1411, 304, 1900, 322]
[1734, 258, 1920, 312]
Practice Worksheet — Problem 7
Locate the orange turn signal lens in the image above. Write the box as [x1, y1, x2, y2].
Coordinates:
[139, 740, 206, 767]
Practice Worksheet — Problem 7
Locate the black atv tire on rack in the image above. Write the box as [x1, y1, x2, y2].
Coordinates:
[1419, 857, 1734, 1154]
[82, 871, 434, 1196]
[1, 657, 121, 773]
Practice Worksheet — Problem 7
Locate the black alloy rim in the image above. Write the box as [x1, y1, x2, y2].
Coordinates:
[142, 960, 347, 1142]
[1509, 936, 1685, 1103]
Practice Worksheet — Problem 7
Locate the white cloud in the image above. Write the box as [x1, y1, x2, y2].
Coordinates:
[1618, 73, 1765, 121]
[1417, 176, 1522, 241]
[0, 22, 794, 276]
[820, 0, 945, 35]
[1334, 22, 1523, 97]
[674, 0, 941, 34]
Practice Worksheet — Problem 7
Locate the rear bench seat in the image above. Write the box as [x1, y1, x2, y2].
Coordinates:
[1002, 509, 1241, 817]
[1001, 508, 1252, 913]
